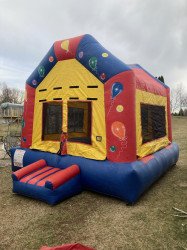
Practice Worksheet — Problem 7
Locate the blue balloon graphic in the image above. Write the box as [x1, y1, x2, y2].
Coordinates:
[112, 82, 123, 99]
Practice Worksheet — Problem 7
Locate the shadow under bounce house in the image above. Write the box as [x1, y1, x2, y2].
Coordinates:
[10, 34, 179, 205]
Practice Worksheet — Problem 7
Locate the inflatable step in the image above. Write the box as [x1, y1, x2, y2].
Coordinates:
[12, 160, 82, 205]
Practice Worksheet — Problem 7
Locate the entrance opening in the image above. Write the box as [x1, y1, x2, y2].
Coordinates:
[42, 102, 62, 141]
[68, 101, 92, 144]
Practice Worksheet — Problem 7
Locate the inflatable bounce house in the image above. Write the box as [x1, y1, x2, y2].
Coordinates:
[10, 34, 179, 205]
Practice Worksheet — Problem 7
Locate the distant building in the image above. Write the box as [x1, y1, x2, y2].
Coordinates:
[0, 102, 23, 123]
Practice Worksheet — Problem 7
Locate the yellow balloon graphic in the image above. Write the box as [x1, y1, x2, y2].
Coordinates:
[116, 105, 124, 112]
[24, 90, 27, 102]
[61, 40, 69, 52]
[102, 52, 108, 58]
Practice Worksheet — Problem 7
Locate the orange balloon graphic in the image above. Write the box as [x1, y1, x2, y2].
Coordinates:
[111, 121, 126, 140]
[24, 90, 27, 102]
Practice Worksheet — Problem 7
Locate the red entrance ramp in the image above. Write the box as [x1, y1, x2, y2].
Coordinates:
[12, 160, 82, 205]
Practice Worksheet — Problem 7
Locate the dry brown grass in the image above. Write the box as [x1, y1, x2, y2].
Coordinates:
[0, 117, 186, 250]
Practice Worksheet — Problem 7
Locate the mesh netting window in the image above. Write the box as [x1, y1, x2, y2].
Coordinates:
[141, 104, 166, 144]
[68, 108, 84, 133]
[68, 101, 91, 144]
[42, 102, 62, 141]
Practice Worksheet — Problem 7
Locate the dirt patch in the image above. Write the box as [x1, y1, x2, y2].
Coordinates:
[0, 117, 187, 250]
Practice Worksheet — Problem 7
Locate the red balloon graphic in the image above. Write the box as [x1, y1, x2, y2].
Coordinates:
[111, 121, 126, 140]
[49, 56, 54, 62]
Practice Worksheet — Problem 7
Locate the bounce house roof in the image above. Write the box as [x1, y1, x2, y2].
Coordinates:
[26, 34, 168, 89]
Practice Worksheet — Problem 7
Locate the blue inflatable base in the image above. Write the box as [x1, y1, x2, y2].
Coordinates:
[10, 142, 179, 204]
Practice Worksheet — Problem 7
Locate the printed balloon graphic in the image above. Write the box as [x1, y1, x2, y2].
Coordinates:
[22, 137, 26, 142]
[110, 145, 116, 152]
[111, 121, 126, 140]
[89, 56, 97, 71]
[32, 79, 37, 86]
[24, 90, 27, 102]
[102, 52, 108, 58]
[61, 40, 69, 52]
[38, 66, 45, 77]
[100, 73, 106, 80]
[111, 82, 123, 99]
[78, 51, 84, 58]
[49, 56, 54, 62]
[21, 119, 25, 128]
[116, 105, 124, 112]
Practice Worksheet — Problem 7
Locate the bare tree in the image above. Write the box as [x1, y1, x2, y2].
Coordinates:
[183, 109, 187, 116]
[182, 94, 187, 107]
[0, 82, 24, 104]
[170, 83, 187, 113]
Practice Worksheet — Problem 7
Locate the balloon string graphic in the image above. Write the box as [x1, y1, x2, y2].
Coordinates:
[117, 136, 128, 159]
[92, 66, 97, 74]
[107, 98, 115, 117]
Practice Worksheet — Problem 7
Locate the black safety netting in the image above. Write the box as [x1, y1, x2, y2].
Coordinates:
[141, 104, 166, 144]
[42, 102, 62, 141]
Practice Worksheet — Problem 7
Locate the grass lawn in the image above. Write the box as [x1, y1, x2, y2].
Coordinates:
[0, 117, 186, 250]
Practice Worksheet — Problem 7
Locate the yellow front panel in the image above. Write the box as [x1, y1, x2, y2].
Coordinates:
[136, 89, 170, 158]
[31, 59, 106, 160]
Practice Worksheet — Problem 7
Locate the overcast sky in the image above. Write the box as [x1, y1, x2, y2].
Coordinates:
[0, 0, 187, 90]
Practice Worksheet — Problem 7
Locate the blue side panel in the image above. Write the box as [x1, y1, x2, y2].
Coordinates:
[26, 45, 57, 88]
[76, 34, 131, 83]
[128, 144, 179, 202]
[13, 176, 82, 205]
[128, 64, 169, 88]
[10, 143, 179, 204]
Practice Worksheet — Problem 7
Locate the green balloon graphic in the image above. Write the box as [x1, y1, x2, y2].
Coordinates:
[110, 145, 116, 152]
[89, 57, 97, 71]
[38, 66, 45, 77]
[21, 119, 25, 128]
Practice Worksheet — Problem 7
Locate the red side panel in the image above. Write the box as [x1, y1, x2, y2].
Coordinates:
[132, 68, 167, 97]
[104, 71, 136, 163]
[21, 84, 36, 148]
[166, 88, 172, 142]
[13, 159, 46, 180]
[54, 35, 83, 61]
